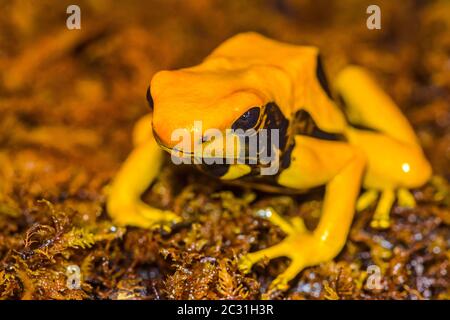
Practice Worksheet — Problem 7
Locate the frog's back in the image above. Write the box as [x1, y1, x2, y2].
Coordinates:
[207, 32, 347, 134]
[208, 32, 318, 73]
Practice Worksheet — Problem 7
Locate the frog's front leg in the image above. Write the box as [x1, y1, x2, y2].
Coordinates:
[239, 136, 366, 292]
[107, 114, 180, 230]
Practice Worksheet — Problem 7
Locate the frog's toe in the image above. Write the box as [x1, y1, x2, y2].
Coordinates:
[356, 189, 379, 212]
[256, 207, 306, 235]
[238, 255, 254, 274]
[238, 242, 288, 274]
[110, 201, 181, 231]
[371, 189, 395, 229]
[370, 188, 417, 229]
[267, 258, 306, 294]
[370, 216, 390, 229]
[397, 188, 416, 208]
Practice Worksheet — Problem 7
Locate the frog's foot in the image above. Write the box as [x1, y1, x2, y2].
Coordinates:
[109, 201, 181, 232]
[239, 232, 329, 293]
[255, 207, 307, 236]
[356, 188, 416, 229]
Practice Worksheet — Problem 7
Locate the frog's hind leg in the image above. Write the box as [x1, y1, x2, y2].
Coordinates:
[335, 66, 431, 229]
[107, 114, 180, 230]
[335, 66, 419, 146]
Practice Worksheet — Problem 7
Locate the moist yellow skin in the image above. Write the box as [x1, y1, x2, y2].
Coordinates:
[107, 33, 431, 292]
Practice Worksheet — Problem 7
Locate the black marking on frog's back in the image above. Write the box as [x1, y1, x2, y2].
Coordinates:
[294, 109, 346, 141]
[316, 55, 333, 100]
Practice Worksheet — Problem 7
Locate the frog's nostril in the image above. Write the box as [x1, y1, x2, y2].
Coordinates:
[146, 86, 154, 111]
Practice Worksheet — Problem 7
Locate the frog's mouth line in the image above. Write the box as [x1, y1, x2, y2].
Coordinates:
[151, 100, 289, 161]
[152, 128, 272, 163]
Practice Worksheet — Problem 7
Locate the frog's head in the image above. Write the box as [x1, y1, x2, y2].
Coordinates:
[148, 69, 275, 160]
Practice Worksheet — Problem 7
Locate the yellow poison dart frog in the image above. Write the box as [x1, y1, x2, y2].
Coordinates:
[107, 33, 431, 292]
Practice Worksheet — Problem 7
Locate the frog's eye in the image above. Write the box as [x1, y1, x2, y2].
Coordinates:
[146, 86, 154, 110]
[232, 107, 260, 131]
